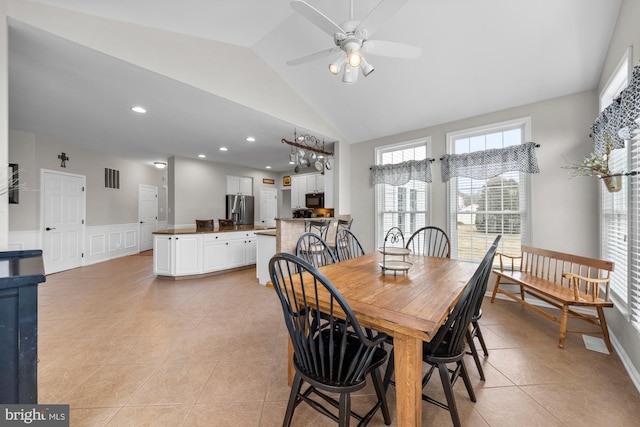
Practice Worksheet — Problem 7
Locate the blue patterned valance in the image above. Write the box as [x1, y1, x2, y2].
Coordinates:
[592, 64, 640, 156]
[441, 142, 540, 181]
[371, 158, 433, 186]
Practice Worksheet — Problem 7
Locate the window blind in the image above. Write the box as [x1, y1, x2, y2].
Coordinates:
[375, 141, 430, 249]
[447, 122, 530, 262]
[630, 123, 640, 330]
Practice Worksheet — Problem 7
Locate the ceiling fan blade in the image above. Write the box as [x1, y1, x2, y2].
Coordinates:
[287, 46, 341, 66]
[357, 0, 408, 37]
[363, 40, 422, 59]
[290, 1, 344, 37]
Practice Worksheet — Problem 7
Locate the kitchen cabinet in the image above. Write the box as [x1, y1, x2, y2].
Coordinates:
[291, 175, 306, 209]
[203, 234, 229, 272]
[228, 231, 256, 268]
[226, 175, 253, 195]
[153, 229, 261, 277]
[153, 234, 203, 276]
[306, 173, 324, 193]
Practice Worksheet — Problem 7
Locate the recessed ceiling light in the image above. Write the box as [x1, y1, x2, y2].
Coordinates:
[289, 161, 295, 165]
[246, 137, 256, 142]
[198, 154, 206, 158]
[131, 106, 147, 113]
[219, 147, 228, 151]
[266, 166, 272, 169]
[154, 161, 166, 169]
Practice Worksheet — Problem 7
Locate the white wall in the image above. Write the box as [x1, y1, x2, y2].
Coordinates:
[349, 90, 599, 256]
[0, 3, 8, 249]
[169, 155, 280, 227]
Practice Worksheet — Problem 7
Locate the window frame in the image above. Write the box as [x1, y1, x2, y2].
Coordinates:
[445, 117, 533, 261]
[374, 138, 432, 249]
[599, 47, 633, 315]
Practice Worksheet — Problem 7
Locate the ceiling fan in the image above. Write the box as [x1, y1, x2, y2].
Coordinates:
[287, 0, 421, 84]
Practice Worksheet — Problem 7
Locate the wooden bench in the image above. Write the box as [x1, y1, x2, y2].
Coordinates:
[490, 245, 615, 352]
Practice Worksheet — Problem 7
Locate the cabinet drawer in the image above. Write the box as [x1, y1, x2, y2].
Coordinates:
[203, 234, 229, 242]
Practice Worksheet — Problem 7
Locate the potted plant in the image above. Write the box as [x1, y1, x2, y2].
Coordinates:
[563, 136, 622, 192]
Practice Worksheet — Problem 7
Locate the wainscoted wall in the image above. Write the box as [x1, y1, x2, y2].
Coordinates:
[7, 230, 40, 251]
[7, 222, 152, 266]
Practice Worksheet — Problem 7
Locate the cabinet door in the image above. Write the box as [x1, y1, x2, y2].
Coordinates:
[203, 240, 229, 272]
[175, 235, 202, 275]
[239, 177, 253, 195]
[153, 235, 173, 275]
[245, 238, 257, 265]
[315, 174, 325, 192]
[226, 176, 240, 195]
[291, 176, 303, 209]
[228, 239, 246, 268]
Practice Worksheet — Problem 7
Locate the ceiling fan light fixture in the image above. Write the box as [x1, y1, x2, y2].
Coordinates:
[360, 56, 374, 77]
[328, 54, 346, 75]
[342, 64, 359, 84]
[347, 50, 361, 67]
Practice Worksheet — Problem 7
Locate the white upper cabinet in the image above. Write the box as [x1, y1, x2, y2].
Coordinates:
[305, 173, 324, 193]
[227, 175, 253, 195]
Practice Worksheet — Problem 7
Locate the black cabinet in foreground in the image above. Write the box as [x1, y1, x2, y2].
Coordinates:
[0, 250, 46, 404]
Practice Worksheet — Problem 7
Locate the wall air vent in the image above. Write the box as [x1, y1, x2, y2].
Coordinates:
[105, 168, 120, 189]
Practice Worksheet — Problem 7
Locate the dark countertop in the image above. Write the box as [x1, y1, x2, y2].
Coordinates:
[255, 230, 277, 236]
[154, 225, 275, 235]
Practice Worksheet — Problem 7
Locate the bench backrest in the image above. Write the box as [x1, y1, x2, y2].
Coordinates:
[519, 245, 614, 299]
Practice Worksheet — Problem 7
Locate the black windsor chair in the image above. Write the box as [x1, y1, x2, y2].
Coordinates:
[269, 253, 391, 427]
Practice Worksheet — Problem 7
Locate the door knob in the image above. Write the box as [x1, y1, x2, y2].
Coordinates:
[45, 227, 56, 231]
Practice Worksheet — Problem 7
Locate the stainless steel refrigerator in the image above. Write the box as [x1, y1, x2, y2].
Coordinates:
[226, 195, 254, 225]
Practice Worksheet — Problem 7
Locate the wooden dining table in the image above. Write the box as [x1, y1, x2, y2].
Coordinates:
[282, 251, 479, 427]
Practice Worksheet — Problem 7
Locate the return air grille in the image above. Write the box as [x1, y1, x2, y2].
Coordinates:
[105, 168, 120, 189]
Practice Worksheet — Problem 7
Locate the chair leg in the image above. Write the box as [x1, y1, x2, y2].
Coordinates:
[473, 320, 489, 357]
[466, 329, 485, 381]
[283, 374, 303, 427]
[370, 367, 392, 425]
[437, 363, 462, 427]
[338, 392, 351, 427]
[459, 359, 476, 403]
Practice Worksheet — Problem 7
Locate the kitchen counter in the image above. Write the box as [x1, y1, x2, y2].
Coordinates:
[154, 225, 273, 235]
[153, 225, 275, 278]
[255, 229, 276, 237]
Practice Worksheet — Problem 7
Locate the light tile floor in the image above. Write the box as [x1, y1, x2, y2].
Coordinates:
[37, 252, 640, 426]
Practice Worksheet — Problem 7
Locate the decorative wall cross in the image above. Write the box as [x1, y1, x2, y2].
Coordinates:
[58, 152, 69, 168]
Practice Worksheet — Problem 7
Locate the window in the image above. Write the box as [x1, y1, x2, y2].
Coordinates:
[375, 140, 430, 248]
[447, 118, 531, 262]
[600, 48, 631, 307]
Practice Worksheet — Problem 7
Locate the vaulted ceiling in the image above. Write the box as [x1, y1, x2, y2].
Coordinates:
[8, 0, 621, 171]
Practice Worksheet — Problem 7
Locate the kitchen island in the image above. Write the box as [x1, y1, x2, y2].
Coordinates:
[153, 225, 274, 278]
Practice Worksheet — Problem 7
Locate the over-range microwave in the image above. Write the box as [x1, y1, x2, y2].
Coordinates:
[305, 192, 324, 209]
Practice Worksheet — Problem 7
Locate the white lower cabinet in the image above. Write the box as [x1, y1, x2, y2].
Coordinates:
[153, 231, 259, 277]
[203, 234, 229, 272]
[228, 231, 257, 268]
[153, 235, 173, 275]
[153, 234, 203, 276]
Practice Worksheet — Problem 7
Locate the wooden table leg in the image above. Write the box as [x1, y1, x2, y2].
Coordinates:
[393, 332, 423, 426]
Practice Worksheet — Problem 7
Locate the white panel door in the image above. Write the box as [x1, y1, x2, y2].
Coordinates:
[260, 188, 277, 227]
[139, 185, 158, 251]
[42, 170, 85, 274]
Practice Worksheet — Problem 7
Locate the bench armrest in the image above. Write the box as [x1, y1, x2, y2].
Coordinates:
[496, 252, 522, 272]
[564, 273, 610, 301]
